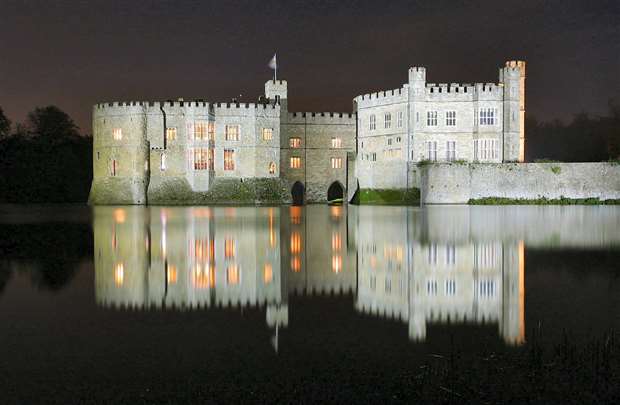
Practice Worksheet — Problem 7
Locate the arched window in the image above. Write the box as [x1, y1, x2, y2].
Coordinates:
[268, 161, 276, 174]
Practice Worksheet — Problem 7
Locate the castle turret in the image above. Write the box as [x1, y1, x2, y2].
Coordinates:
[500, 60, 526, 162]
[265, 79, 288, 113]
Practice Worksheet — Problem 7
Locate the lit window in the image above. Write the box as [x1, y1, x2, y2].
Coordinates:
[427, 111, 437, 126]
[224, 149, 235, 171]
[160, 153, 167, 171]
[369, 114, 376, 130]
[262, 128, 273, 141]
[226, 265, 240, 285]
[166, 127, 177, 141]
[479, 108, 498, 125]
[193, 148, 213, 170]
[194, 121, 208, 140]
[289, 137, 301, 148]
[290, 156, 301, 169]
[331, 157, 342, 169]
[208, 122, 215, 140]
[384, 113, 391, 129]
[425, 141, 437, 161]
[268, 161, 276, 174]
[397, 111, 403, 128]
[446, 111, 456, 126]
[446, 141, 456, 161]
[331, 137, 342, 148]
[225, 125, 240, 141]
[112, 128, 122, 140]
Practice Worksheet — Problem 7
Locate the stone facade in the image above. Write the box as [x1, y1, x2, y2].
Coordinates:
[90, 79, 355, 205]
[354, 60, 526, 191]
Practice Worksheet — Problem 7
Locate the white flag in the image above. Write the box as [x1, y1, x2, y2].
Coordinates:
[268, 53, 277, 70]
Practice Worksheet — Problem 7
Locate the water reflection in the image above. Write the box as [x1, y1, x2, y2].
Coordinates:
[94, 205, 620, 349]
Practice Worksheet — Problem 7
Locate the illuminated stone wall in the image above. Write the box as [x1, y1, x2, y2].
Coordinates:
[420, 162, 620, 204]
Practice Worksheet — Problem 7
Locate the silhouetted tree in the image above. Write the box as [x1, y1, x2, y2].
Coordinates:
[0, 106, 10, 139]
[27, 105, 80, 139]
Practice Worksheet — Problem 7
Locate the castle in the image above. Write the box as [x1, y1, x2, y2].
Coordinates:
[89, 60, 526, 205]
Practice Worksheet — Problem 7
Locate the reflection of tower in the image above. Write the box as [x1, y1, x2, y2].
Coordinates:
[501, 241, 525, 345]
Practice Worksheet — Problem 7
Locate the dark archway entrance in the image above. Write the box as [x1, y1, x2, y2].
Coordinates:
[291, 181, 305, 205]
[327, 181, 344, 204]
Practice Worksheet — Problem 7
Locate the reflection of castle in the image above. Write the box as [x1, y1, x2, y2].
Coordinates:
[94, 205, 524, 347]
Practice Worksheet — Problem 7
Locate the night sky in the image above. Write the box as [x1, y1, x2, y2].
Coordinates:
[1, 0, 618, 134]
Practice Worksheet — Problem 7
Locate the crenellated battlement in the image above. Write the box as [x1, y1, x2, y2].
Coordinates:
[357, 87, 405, 101]
[287, 111, 355, 124]
[94, 100, 280, 111]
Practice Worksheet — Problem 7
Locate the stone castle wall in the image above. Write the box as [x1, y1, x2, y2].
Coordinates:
[420, 163, 620, 204]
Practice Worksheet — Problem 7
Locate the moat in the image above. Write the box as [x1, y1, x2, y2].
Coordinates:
[1, 205, 619, 403]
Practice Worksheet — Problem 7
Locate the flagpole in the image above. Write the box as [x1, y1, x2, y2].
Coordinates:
[274, 53, 277, 81]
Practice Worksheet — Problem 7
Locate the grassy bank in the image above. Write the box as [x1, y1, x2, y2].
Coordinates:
[469, 196, 620, 205]
[352, 188, 420, 205]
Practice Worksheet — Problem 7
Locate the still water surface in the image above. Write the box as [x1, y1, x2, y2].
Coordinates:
[0, 205, 619, 402]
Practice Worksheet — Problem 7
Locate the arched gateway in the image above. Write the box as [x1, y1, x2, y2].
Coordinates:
[327, 181, 344, 204]
[291, 181, 305, 205]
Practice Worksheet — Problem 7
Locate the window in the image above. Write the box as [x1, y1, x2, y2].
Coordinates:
[446, 111, 456, 126]
[224, 149, 235, 170]
[479, 108, 498, 125]
[262, 128, 273, 141]
[369, 114, 376, 130]
[473, 139, 499, 161]
[290, 156, 301, 169]
[160, 153, 167, 171]
[331, 137, 342, 148]
[370, 152, 377, 161]
[383, 149, 401, 159]
[416, 112, 419, 123]
[96, 152, 100, 160]
[225, 125, 240, 141]
[427, 111, 437, 126]
[110, 159, 118, 176]
[384, 113, 391, 129]
[426, 280, 437, 296]
[112, 128, 122, 140]
[446, 141, 456, 161]
[397, 111, 404, 128]
[289, 137, 301, 148]
[331, 157, 342, 169]
[193, 148, 213, 170]
[194, 121, 208, 140]
[387, 138, 393, 146]
[427, 244, 438, 265]
[396, 136, 401, 143]
[208, 122, 215, 140]
[166, 127, 177, 141]
[425, 141, 437, 161]
[268, 162, 276, 174]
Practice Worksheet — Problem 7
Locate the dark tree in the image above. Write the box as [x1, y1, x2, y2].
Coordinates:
[27, 105, 80, 139]
[0, 106, 11, 139]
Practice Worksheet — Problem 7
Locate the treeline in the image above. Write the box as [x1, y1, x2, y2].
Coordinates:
[526, 100, 620, 162]
[0, 106, 92, 203]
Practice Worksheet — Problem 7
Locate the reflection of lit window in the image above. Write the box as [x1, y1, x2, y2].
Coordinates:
[112, 128, 122, 140]
[227, 265, 240, 285]
[290, 207, 302, 225]
[427, 244, 438, 265]
[224, 239, 235, 258]
[113, 208, 126, 224]
[330, 206, 341, 219]
[193, 264, 214, 288]
[446, 245, 456, 266]
[268, 208, 276, 248]
[332, 255, 342, 273]
[331, 233, 341, 251]
[290, 232, 301, 254]
[445, 279, 456, 296]
[167, 264, 177, 284]
[370, 255, 377, 269]
[263, 263, 273, 284]
[114, 262, 124, 286]
[291, 256, 301, 272]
